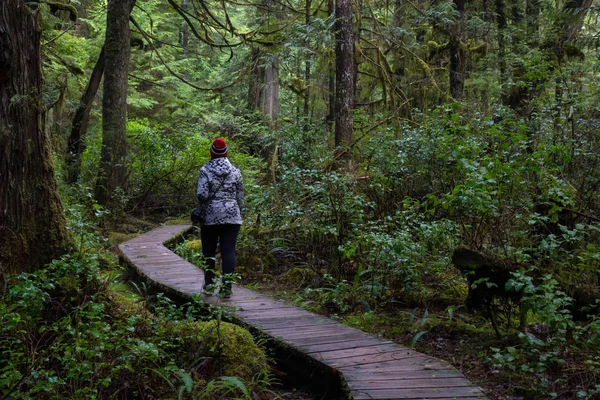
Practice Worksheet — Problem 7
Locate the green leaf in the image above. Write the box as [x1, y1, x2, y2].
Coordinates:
[410, 331, 427, 349]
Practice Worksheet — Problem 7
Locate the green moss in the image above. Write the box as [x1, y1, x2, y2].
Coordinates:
[108, 232, 136, 244]
[164, 218, 189, 225]
[173, 320, 269, 381]
[108, 286, 150, 317]
[186, 240, 202, 252]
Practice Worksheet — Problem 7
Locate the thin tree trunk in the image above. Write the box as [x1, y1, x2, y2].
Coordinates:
[180, 0, 190, 79]
[334, 0, 355, 165]
[496, 0, 508, 104]
[0, 0, 70, 274]
[248, 46, 261, 111]
[261, 54, 279, 123]
[95, 0, 135, 205]
[303, 0, 311, 117]
[326, 0, 335, 133]
[67, 46, 105, 183]
[450, 0, 466, 101]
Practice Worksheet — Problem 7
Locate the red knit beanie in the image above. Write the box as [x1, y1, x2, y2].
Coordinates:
[210, 137, 228, 158]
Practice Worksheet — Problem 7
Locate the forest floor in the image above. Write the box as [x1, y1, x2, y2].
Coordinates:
[240, 280, 547, 400]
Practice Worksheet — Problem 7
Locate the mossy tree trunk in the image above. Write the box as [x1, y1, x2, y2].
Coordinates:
[449, 0, 467, 101]
[95, 0, 135, 205]
[0, 0, 70, 275]
[334, 0, 355, 166]
[326, 0, 335, 134]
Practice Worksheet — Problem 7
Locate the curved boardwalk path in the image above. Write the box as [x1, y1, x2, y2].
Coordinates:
[119, 224, 486, 400]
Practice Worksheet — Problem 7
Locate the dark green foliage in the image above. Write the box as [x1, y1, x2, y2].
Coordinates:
[0, 196, 271, 398]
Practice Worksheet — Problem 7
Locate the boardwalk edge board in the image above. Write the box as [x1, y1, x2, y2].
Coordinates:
[119, 224, 487, 400]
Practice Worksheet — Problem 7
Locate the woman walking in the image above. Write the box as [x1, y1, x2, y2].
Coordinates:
[196, 137, 244, 297]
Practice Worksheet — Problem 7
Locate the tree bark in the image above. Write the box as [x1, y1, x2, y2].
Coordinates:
[67, 46, 105, 183]
[334, 0, 355, 165]
[0, 0, 70, 274]
[496, 0, 508, 104]
[95, 0, 135, 205]
[248, 46, 261, 111]
[303, 0, 311, 117]
[326, 0, 335, 134]
[449, 0, 466, 101]
[261, 54, 279, 122]
[247, 47, 279, 124]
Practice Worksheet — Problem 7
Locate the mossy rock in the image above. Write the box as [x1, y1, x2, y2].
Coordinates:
[173, 320, 269, 382]
[108, 232, 137, 245]
[106, 286, 155, 337]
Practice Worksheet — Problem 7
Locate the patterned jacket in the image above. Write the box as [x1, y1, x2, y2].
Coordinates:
[196, 158, 244, 225]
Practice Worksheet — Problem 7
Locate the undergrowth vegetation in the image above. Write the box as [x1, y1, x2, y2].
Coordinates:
[230, 103, 600, 398]
[0, 191, 272, 399]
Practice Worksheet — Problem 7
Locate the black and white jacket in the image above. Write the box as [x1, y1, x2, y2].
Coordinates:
[196, 158, 244, 225]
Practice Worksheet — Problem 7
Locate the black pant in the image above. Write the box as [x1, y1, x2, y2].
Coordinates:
[200, 224, 241, 286]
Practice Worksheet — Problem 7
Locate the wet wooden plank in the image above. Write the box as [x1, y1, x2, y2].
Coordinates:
[309, 343, 404, 360]
[236, 310, 315, 321]
[340, 360, 449, 373]
[343, 367, 463, 379]
[300, 338, 392, 353]
[253, 318, 338, 331]
[351, 387, 484, 399]
[285, 331, 372, 346]
[349, 377, 473, 390]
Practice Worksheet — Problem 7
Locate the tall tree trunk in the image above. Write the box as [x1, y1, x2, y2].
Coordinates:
[303, 0, 311, 117]
[450, 0, 466, 101]
[326, 0, 335, 134]
[334, 0, 355, 164]
[67, 46, 105, 183]
[0, 0, 70, 275]
[95, 0, 134, 205]
[261, 54, 279, 122]
[180, 0, 190, 79]
[496, 0, 508, 104]
[248, 46, 262, 111]
[247, 47, 279, 123]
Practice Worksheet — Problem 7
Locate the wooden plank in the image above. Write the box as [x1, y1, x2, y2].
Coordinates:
[238, 312, 320, 323]
[262, 322, 351, 334]
[263, 323, 346, 337]
[138, 263, 199, 270]
[236, 309, 313, 320]
[330, 352, 432, 368]
[309, 343, 403, 360]
[145, 270, 203, 278]
[285, 330, 370, 345]
[342, 369, 464, 381]
[351, 387, 484, 399]
[340, 360, 448, 373]
[349, 377, 473, 390]
[252, 318, 337, 331]
[300, 338, 392, 353]
[234, 300, 296, 311]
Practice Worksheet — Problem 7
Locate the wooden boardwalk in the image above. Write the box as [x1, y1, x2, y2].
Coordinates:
[119, 224, 486, 400]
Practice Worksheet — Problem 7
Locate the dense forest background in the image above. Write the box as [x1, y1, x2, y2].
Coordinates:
[1, 0, 600, 398]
